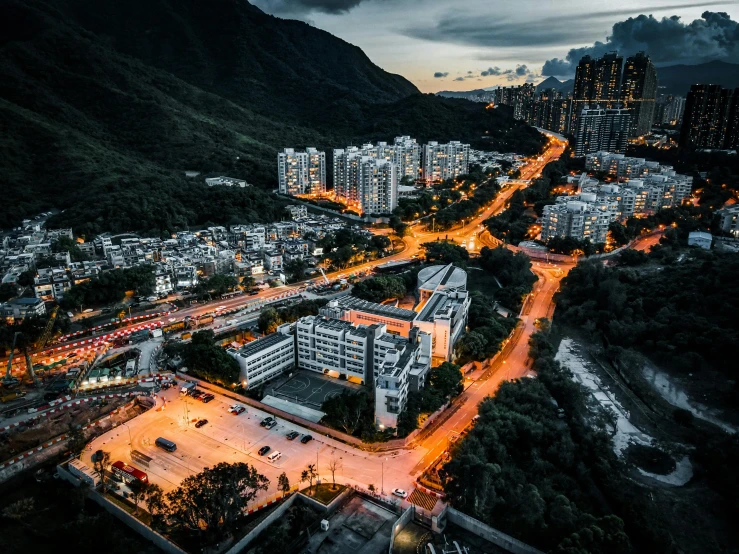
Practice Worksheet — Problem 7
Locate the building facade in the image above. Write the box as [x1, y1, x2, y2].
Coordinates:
[621, 52, 658, 137]
[575, 108, 631, 156]
[422, 141, 470, 184]
[227, 326, 295, 390]
[679, 85, 739, 149]
[278, 148, 327, 196]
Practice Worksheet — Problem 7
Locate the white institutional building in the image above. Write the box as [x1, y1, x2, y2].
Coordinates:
[277, 147, 326, 196]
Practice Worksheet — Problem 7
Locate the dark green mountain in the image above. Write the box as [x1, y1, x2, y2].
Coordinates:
[0, 0, 545, 236]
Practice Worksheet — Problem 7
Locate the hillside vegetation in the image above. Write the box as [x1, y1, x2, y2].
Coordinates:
[0, 0, 545, 234]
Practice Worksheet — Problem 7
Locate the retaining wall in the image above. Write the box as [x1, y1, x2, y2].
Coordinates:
[389, 505, 415, 554]
[445, 507, 545, 554]
[225, 494, 298, 554]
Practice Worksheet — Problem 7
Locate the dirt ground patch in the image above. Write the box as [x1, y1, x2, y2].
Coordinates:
[626, 444, 676, 475]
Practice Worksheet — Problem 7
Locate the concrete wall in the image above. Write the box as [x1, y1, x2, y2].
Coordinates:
[446, 507, 545, 554]
[298, 485, 353, 513]
[225, 494, 298, 554]
[388, 505, 415, 554]
[56, 463, 187, 554]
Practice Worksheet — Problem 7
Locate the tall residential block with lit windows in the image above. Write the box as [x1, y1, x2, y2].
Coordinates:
[422, 141, 470, 184]
[541, 199, 617, 245]
[334, 144, 398, 214]
[392, 136, 421, 181]
[621, 52, 658, 137]
[575, 108, 631, 156]
[277, 147, 326, 196]
[679, 84, 739, 149]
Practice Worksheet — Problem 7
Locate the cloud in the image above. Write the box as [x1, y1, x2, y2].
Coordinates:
[434, 72, 449, 78]
[541, 10, 739, 76]
[454, 77, 465, 81]
[253, 0, 365, 16]
[481, 64, 538, 81]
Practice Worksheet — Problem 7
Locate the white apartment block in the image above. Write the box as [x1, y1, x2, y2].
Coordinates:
[392, 136, 421, 181]
[541, 200, 617, 244]
[205, 176, 249, 188]
[422, 141, 470, 184]
[227, 325, 295, 390]
[359, 158, 398, 215]
[718, 205, 739, 237]
[278, 148, 326, 196]
[584, 152, 660, 178]
[334, 144, 399, 214]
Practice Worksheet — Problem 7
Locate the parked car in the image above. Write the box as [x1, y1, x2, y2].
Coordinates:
[260, 417, 274, 428]
[258, 446, 271, 456]
[300, 435, 313, 444]
[229, 404, 246, 415]
[264, 420, 277, 429]
[201, 394, 214, 403]
[392, 488, 408, 498]
[286, 431, 300, 441]
[195, 419, 208, 428]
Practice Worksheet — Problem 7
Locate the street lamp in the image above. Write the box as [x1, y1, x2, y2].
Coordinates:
[122, 421, 133, 455]
[381, 457, 387, 494]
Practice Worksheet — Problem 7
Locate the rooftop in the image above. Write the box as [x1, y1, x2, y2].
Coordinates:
[336, 296, 417, 322]
[234, 332, 292, 358]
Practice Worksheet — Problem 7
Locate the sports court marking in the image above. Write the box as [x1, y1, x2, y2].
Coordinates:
[275, 372, 354, 407]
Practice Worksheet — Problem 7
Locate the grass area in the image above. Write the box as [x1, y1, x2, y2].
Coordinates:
[104, 491, 152, 525]
[302, 483, 346, 505]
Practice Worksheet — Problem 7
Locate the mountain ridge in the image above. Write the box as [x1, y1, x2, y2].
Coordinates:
[0, 0, 545, 234]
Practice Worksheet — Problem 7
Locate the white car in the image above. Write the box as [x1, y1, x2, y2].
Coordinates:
[228, 404, 246, 415]
[392, 488, 408, 498]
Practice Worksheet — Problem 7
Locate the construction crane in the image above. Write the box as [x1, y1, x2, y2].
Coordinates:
[2, 332, 21, 387]
[35, 305, 59, 351]
[319, 267, 330, 285]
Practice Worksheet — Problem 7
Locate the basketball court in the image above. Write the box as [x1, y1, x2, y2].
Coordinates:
[272, 371, 358, 409]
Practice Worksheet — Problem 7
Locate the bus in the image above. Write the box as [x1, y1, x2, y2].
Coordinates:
[111, 461, 149, 485]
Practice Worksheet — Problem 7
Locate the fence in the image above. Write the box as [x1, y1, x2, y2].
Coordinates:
[389, 505, 415, 554]
[443, 506, 545, 554]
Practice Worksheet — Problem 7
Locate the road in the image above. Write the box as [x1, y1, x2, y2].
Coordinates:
[81, 136, 572, 500]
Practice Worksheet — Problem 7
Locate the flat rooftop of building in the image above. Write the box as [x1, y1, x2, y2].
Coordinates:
[336, 296, 416, 322]
[232, 332, 291, 358]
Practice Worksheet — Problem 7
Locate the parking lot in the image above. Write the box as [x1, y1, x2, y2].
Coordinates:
[82, 385, 419, 504]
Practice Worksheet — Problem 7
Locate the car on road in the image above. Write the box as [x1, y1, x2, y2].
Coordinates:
[392, 488, 408, 498]
[249, 289, 259, 296]
[195, 419, 208, 428]
[300, 435, 313, 444]
[286, 431, 300, 441]
[201, 394, 215, 403]
[228, 404, 246, 415]
[258, 446, 271, 456]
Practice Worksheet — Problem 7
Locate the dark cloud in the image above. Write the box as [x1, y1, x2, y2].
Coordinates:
[542, 10, 739, 76]
[434, 71, 449, 78]
[454, 77, 465, 81]
[481, 64, 538, 81]
[403, 3, 734, 51]
[254, 0, 364, 16]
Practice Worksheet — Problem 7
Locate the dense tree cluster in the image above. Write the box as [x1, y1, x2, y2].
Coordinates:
[351, 275, 407, 303]
[397, 362, 463, 436]
[191, 274, 240, 298]
[555, 252, 739, 375]
[318, 231, 391, 270]
[454, 292, 518, 364]
[478, 246, 537, 311]
[444, 330, 635, 553]
[165, 330, 240, 386]
[60, 265, 155, 310]
[421, 241, 469, 265]
[257, 300, 327, 334]
[484, 189, 534, 245]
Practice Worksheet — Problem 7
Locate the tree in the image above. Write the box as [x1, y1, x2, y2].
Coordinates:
[351, 275, 407, 303]
[428, 362, 464, 399]
[258, 308, 281, 334]
[0, 283, 18, 302]
[128, 480, 147, 515]
[178, 330, 240, 386]
[144, 483, 166, 517]
[422, 241, 469, 264]
[328, 458, 342, 490]
[301, 464, 317, 495]
[389, 215, 409, 237]
[284, 259, 307, 283]
[368, 483, 376, 495]
[321, 392, 370, 436]
[164, 462, 269, 543]
[92, 450, 111, 493]
[278, 472, 291, 495]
